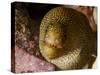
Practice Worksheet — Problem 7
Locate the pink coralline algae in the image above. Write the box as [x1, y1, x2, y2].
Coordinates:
[15, 46, 55, 73]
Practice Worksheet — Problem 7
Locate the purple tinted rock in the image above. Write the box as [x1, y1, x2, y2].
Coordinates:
[15, 46, 55, 73]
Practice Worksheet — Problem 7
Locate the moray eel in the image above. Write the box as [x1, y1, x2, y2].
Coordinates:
[39, 7, 93, 70]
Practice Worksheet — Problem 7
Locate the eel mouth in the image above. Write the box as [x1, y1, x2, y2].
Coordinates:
[42, 40, 65, 59]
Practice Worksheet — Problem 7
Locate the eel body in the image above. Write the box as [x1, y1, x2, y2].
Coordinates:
[39, 7, 93, 70]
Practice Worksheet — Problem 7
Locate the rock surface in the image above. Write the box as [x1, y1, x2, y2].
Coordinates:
[15, 46, 55, 73]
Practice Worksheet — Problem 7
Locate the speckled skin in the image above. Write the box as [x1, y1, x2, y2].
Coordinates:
[39, 7, 93, 70]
